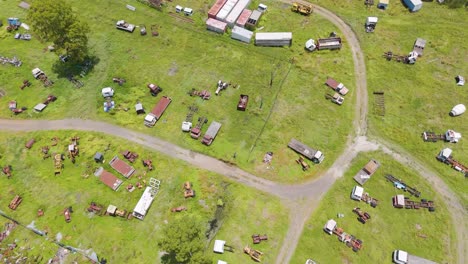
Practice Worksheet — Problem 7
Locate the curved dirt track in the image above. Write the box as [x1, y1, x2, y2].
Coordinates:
[0, 3, 466, 264]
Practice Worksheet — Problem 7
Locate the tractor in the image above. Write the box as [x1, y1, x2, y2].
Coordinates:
[296, 156, 310, 171]
[291, 3, 313, 15]
[244, 246, 263, 262]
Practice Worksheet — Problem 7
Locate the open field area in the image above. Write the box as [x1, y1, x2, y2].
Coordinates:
[306, 0, 468, 203]
[291, 151, 456, 264]
[0, 131, 289, 263]
[0, 0, 356, 183]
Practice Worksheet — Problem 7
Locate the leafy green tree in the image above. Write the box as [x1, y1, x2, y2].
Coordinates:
[158, 216, 211, 264]
[28, 0, 90, 62]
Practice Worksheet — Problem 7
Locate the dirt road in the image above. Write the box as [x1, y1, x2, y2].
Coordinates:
[0, 3, 465, 264]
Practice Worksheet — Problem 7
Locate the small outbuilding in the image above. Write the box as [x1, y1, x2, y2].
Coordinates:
[245, 10, 262, 30]
[377, 0, 389, 10]
[206, 18, 227, 34]
[213, 240, 226, 253]
[94, 152, 104, 163]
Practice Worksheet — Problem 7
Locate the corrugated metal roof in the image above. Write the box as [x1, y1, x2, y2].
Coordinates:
[256, 32, 292, 41]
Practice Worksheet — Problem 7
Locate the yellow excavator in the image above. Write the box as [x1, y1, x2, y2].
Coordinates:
[291, 2, 313, 15]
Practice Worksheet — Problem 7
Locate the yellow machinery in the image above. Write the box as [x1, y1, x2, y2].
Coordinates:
[291, 2, 313, 15]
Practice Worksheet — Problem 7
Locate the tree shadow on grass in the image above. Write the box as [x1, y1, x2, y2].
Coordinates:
[160, 252, 186, 264]
[51, 55, 100, 79]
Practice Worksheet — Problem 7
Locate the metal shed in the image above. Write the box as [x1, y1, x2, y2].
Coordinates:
[245, 10, 262, 30]
[231, 26, 253, 43]
[236, 9, 252, 28]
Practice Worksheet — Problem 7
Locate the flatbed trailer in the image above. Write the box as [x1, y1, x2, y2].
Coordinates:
[385, 174, 421, 197]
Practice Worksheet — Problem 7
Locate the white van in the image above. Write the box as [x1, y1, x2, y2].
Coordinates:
[183, 7, 193, 16]
[175, 5, 183, 13]
[351, 186, 364, 201]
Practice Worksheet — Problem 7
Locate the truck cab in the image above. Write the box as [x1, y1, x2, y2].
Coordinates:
[393, 250, 408, 264]
[313, 150, 325, 164]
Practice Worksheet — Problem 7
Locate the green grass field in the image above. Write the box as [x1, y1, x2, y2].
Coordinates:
[0, 0, 355, 184]
[291, 151, 456, 264]
[0, 131, 289, 263]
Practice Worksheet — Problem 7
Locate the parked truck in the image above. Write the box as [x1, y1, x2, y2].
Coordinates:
[201, 121, 222, 146]
[392, 250, 437, 264]
[305, 37, 342, 51]
[436, 148, 468, 176]
[325, 77, 349, 96]
[287, 138, 324, 164]
[144, 96, 172, 127]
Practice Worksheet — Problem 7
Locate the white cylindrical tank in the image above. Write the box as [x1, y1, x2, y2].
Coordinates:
[450, 104, 466, 116]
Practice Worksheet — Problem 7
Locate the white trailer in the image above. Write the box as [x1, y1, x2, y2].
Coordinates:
[231, 26, 253, 43]
[225, 0, 251, 27]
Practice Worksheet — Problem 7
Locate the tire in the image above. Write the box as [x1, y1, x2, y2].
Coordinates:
[421, 199, 427, 203]
[364, 213, 371, 219]
[429, 207, 435, 212]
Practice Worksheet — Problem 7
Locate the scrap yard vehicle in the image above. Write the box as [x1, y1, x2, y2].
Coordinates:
[325, 77, 349, 95]
[244, 246, 264, 262]
[385, 174, 421, 197]
[422, 130, 461, 143]
[144, 96, 172, 127]
[352, 207, 371, 224]
[237, 94, 249, 111]
[288, 138, 324, 164]
[291, 2, 313, 15]
[190, 116, 208, 139]
[325, 93, 344, 105]
[323, 219, 363, 252]
[392, 195, 435, 211]
[32, 68, 54, 87]
[305, 37, 342, 51]
[201, 121, 222, 146]
[148, 83, 162, 96]
[116, 20, 135, 32]
[365, 17, 378, 33]
[436, 148, 468, 176]
[392, 249, 438, 264]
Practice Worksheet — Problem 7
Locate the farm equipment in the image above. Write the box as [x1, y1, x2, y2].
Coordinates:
[32, 68, 54, 87]
[296, 156, 310, 171]
[190, 116, 208, 139]
[19, 80, 31, 90]
[2, 165, 12, 179]
[188, 88, 211, 100]
[8, 101, 26, 115]
[263, 152, 273, 163]
[8, 195, 22, 210]
[64, 207, 72, 222]
[6, 18, 21, 31]
[422, 130, 461, 143]
[385, 174, 421, 197]
[25, 138, 35, 149]
[87, 202, 103, 214]
[142, 159, 153, 170]
[244, 246, 263, 262]
[68, 136, 80, 163]
[113, 77, 126, 86]
[383, 51, 417, 64]
[54, 153, 64, 175]
[325, 93, 344, 105]
[252, 234, 268, 244]
[171, 206, 187, 212]
[43, 94, 57, 105]
[436, 148, 468, 177]
[291, 2, 313, 15]
[139, 24, 147, 35]
[182, 105, 198, 132]
[215, 80, 229, 95]
[0, 55, 22, 67]
[122, 150, 139, 163]
[106, 204, 131, 219]
[67, 75, 84, 88]
[237, 94, 249, 111]
[41, 146, 51, 159]
[184, 181, 195, 198]
[352, 207, 371, 224]
[148, 83, 163, 96]
[392, 195, 435, 212]
[360, 193, 379, 207]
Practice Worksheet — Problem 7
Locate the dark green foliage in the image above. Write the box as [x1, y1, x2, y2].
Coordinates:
[158, 215, 211, 264]
[28, 0, 90, 62]
[444, 0, 468, 8]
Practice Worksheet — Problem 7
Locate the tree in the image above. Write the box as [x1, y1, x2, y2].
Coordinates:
[28, 0, 90, 62]
[158, 216, 211, 264]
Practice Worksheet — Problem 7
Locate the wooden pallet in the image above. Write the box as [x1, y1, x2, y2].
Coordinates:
[373, 91, 385, 116]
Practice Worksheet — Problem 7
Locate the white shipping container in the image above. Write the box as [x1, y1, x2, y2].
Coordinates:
[216, 0, 239, 21]
[255, 32, 292, 46]
[231, 26, 253, 43]
[225, 0, 252, 27]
